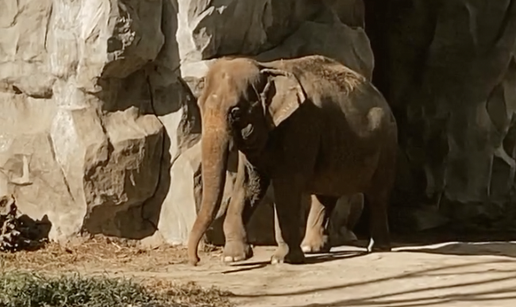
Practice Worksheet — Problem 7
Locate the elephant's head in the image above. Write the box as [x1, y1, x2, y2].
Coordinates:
[187, 57, 307, 265]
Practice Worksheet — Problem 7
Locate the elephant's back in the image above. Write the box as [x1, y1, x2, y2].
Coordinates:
[287, 56, 395, 139]
[285, 56, 382, 111]
[275, 55, 397, 143]
[284, 55, 367, 101]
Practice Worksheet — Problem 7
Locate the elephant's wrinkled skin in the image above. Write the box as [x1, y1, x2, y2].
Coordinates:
[187, 55, 398, 266]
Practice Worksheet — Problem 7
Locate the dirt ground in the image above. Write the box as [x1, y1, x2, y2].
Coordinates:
[1, 235, 516, 307]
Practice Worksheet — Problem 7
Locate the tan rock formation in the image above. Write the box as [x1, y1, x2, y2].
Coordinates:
[0, 0, 166, 241]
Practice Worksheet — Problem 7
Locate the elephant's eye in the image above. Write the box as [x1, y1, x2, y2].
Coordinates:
[229, 107, 242, 123]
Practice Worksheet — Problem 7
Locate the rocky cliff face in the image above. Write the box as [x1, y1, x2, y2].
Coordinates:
[1, 0, 515, 245]
[366, 0, 516, 231]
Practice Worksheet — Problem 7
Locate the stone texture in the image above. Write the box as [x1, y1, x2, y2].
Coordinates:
[9, 0, 515, 247]
[325, 0, 365, 28]
[255, 18, 373, 80]
[365, 0, 516, 231]
[176, 0, 324, 63]
[0, 0, 169, 242]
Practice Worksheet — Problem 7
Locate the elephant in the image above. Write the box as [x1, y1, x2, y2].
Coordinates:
[187, 54, 398, 266]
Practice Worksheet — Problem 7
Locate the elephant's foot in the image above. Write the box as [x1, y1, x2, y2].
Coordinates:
[370, 245, 392, 252]
[222, 241, 253, 263]
[271, 244, 305, 264]
[188, 255, 200, 266]
[301, 233, 331, 254]
[367, 238, 392, 253]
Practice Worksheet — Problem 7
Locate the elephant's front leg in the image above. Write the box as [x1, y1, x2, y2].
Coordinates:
[301, 195, 337, 253]
[222, 183, 250, 263]
[222, 155, 269, 263]
[271, 177, 305, 264]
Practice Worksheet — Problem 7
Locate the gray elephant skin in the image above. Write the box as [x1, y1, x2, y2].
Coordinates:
[187, 55, 398, 266]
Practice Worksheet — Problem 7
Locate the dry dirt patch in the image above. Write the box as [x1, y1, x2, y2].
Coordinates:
[0, 234, 228, 273]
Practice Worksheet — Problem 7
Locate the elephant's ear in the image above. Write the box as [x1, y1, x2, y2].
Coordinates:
[259, 68, 307, 129]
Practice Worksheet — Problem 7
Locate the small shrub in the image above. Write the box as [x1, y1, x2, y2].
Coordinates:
[0, 196, 49, 252]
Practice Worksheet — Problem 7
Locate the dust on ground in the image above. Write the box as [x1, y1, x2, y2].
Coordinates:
[2, 234, 516, 307]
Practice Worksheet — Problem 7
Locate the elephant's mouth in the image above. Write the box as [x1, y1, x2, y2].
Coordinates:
[241, 123, 254, 140]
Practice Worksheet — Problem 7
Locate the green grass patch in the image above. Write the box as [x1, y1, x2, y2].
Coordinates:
[0, 271, 232, 307]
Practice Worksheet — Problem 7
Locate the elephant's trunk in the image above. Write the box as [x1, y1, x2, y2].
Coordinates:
[187, 115, 230, 266]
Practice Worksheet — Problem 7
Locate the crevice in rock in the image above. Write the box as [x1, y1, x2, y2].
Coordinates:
[46, 134, 76, 204]
[11, 86, 22, 95]
[10, 84, 53, 99]
[44, 2, 53, 52]
[139, 74, 165, 233]
[173, 76, 202, 164]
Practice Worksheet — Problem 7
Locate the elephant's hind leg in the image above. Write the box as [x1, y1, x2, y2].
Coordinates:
[301, 195, 337, 253]
[363, 192, 391, 252]
[271, 177, 305, 264]
[364, 148, 396, 252]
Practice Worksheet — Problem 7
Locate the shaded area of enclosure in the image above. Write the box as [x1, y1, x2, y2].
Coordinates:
[363, 0, 516, 234]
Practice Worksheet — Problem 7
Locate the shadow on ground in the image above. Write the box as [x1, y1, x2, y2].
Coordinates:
[393, 241, 516, 258]
[219, 238, 516, 275]
[221, 250, 368, 274]
[346, 238, 516, 258]
[233, 258, 516, 307]
[349, 229, 516, 258]
[222, 235, 516, 306]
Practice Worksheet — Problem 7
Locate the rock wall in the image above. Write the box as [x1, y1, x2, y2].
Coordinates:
[0, 0, 168, 241]
[366, 0, 516, 231]
[3, 0, 513, 245]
